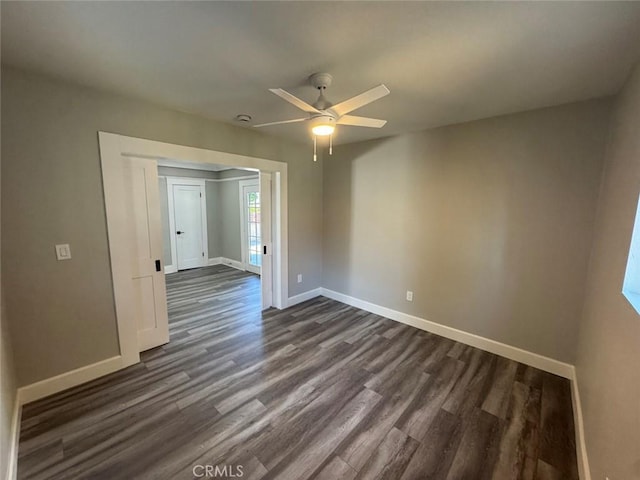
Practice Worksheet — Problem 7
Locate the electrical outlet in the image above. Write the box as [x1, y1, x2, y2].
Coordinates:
[297, 274, 303, 283]
[406, 291, 413, 302]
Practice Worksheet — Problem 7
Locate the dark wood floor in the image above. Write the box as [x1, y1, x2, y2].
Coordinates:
[17, 265, 578, 480]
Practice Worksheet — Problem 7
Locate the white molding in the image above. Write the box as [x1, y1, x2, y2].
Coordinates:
[259, 172, 272, 309]
[17, 356, 124, 405]
[219, 257, 245, 271]
[207, 257, 244, 271]
[319, 288, 574, 379]
[166, 176, 179, 270]
[164, 175, 260, 183]
[238, 179, 260, 277]
[272, 172, 284, 309]
[6, 392, 20, 480]
[205, 175, 259, 183]
[98, 132, 289, 365]
[571, 368, 592, 480]
[164, 264, 178, 274]
[98, 133, 142, 368]
[287, 288, 322, 307]
[6, 355, 126, 479]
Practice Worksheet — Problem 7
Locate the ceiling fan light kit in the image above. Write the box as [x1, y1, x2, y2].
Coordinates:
[310, 116, 335, 136]
[254, 72, 389, 161]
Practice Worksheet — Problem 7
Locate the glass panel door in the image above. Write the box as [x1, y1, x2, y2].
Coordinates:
[247, 189, 261, 268]
[241, 182, 261, 275]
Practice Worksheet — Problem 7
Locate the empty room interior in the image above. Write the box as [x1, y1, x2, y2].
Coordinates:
[1, 2, 639, 480]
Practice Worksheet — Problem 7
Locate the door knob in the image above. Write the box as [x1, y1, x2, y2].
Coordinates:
[176, 231, 183, 235]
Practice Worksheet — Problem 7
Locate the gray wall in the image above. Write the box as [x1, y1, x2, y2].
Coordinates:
[157, 167, 258, 267]
[575, 64, 640, 480]
[205, 181, 221, 260]
[158, 177, 172, 266]
[323, 99, 611, 363]
[218, 179, 243, 262]
[1, 67, 323, 386]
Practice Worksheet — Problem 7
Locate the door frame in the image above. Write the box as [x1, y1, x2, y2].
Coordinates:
[238, 179, 260, 275]
[99, 132, 288, 369]
[166, 177, 208, 273]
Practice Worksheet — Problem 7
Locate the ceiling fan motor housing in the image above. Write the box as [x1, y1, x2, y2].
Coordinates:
[310, 73, 334, 110]
[309, 72, 333, 90]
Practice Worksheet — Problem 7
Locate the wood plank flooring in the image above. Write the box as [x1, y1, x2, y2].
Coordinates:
[17, 265, 579, 480]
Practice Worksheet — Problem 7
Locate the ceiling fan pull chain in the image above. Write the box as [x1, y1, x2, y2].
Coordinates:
[329, 134, 333, 155]
[313, 135, 317, 162]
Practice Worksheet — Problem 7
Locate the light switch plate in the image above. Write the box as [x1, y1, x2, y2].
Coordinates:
[55, 244, 71, 260]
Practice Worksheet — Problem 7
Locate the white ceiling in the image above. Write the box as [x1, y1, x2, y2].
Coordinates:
[2, 1, 640, 145]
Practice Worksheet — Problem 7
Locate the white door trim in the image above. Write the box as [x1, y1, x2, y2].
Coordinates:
[99, 132, 288, 370]
[239, 179, 260, 274]
[166, 177, 208, 271]
[260, 172, 273, 309]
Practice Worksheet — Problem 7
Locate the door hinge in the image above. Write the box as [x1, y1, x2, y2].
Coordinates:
[200, 193, 202, 198]
[202, 252, 204, 256]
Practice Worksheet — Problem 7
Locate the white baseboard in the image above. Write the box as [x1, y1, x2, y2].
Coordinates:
[220, 258, 245, 271]
[17, 355, 124, 405]
[570, 368, 591, 480]
[316, 289, 590, 476]
[7, 355, 126, 480]
[172, 258, 243, 271]
[319, 288, 574, 379]
[208, 257, 245, 271]
[287, 288, 322, 307]
[6, 391, 21, 480]
[4, 287, 589, 480]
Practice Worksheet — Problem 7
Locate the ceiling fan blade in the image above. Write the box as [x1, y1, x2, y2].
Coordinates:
[330, 84, 390, 117]
[337, 115, 387, 128]
[269, 88, 321, 114]
[253, 118, 308, 128]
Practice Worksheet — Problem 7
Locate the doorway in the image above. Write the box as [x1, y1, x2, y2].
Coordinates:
[99, 132, 288, 369]
[166, 178, 208, 271]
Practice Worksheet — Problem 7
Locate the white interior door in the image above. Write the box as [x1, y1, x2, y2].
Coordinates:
[123, 158, 170, 351]
[172, 184, 206, 270]
[261, 173, 273, 310]
[240, 181, 261, 275]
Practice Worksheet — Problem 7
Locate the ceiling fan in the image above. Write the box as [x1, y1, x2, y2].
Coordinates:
[254, 73, 390, 161]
